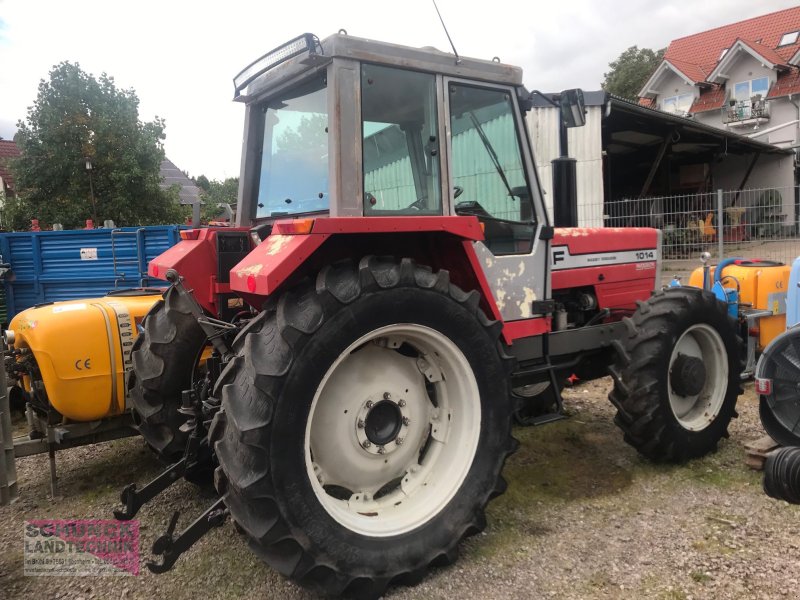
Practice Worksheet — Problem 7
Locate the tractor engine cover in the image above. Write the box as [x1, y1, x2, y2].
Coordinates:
[6, 292, 162, 421]
[551, 227, 660, 310]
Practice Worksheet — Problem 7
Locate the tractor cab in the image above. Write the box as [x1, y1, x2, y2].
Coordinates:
[235, 33, 542, 227]
[232, 32, 581, 320]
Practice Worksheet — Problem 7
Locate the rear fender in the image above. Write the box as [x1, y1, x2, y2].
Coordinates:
[229, 216, 513, 340]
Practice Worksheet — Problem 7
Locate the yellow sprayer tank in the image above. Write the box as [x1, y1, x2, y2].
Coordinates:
[6, 291, 162, 421]
[688, 260, 790, 351]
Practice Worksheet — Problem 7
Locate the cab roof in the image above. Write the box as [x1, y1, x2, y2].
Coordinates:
[235, 32, 523, 102]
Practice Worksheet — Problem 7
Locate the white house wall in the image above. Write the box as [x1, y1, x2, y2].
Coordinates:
[695, 53, 777, 130]
[655, 71, 698, 111]
[712, 152, 795, 224]
[526, 105, 604, 227]
[719, 51, 776, 96]
[764, 99, 799, 146]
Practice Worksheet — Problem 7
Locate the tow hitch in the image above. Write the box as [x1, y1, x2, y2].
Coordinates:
[146, 498, 228, 573]
[114, 387, 211, 521]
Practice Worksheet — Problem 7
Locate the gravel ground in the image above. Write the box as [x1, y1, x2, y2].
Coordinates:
[2, 379, 799, 600]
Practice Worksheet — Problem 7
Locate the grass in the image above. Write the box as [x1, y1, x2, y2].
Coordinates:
[464, 384, 763, 575]
[500, 419, 634, 505]
[690, 570, 712, 583]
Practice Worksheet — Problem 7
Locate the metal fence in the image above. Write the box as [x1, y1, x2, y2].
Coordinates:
[583, 185, 800, 281]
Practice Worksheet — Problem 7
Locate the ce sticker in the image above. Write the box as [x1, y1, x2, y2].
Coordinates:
[74, 358, 92, 370]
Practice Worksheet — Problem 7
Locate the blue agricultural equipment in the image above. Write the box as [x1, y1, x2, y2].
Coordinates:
[755, 256, 800, 446]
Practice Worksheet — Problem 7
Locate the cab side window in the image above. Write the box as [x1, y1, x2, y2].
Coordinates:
[449, 84, 535, 254]
[361, 64, 442, 215]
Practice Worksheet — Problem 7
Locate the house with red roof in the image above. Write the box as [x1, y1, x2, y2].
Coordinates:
[0, 140, 21, 198]
[526, 10, 800, 231]
[639, 7, 800, 148]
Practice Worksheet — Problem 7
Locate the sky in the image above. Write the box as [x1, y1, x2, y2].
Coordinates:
[0, 0, 798, 181]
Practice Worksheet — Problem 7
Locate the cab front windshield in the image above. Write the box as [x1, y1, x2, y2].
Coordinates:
[256, 78, 328, 218]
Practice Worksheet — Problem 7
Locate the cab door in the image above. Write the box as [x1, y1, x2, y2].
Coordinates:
[444, 79, 550, 323]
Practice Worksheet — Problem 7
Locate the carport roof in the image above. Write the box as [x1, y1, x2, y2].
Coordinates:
[605, 94, 792, 157]
[530, 91, 791, 157]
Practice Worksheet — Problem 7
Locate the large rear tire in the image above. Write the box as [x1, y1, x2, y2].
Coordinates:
[608, 287, 742, 462]
[210, 257, 516, 598]
[128, 286, 207, 462]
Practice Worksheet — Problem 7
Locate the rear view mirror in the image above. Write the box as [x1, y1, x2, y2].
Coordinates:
[560, 89, 586, 128]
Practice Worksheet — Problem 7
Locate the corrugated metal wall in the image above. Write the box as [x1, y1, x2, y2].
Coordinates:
[0, 226, 182, 321]
[450, 116, 526, 221]
[526, 105, 605, 226]
[365, 109, 605, 226]
[365, 157, 416, 209]
[365, 114, 527, 220]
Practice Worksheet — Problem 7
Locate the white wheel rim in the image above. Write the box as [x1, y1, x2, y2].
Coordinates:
[304, 323, 481, 537]
[668, 323, 728, 431]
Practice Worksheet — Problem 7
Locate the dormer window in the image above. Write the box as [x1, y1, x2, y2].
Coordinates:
[733, 77, 769, 101]
[779, 31, 799, 47]
[662, 93, 693, 115]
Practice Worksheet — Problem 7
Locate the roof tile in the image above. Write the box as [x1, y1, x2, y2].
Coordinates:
[689, 85, 726, 113]
[667, 58, 708, 83]
[736, 37, 790, 67]
[665, 7, 800, 80]
[0, 140, 20, 192]
[767, 68, 800, 98]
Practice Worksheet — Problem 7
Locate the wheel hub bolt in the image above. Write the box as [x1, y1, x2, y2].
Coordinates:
[377, 446, 386, 454]
[366, 400, 374, 409]
[383, 392, 392, 400]
[362, 440, 371, 449]
[396, 437, 404, 446]
[402, 417, 410, 426]
[357, 419, 365, 429]
[398, 399, 407, 407]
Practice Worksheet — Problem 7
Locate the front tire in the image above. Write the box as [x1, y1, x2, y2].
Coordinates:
[608, 287, 742, 462]
[128, 287, 207, 462]
[210, 257, 516, 597]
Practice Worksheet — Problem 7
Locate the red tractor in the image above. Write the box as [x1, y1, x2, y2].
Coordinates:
[119, 33, 742, 598]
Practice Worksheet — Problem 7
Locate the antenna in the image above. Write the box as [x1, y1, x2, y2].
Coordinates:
[432, 0, 461, 65]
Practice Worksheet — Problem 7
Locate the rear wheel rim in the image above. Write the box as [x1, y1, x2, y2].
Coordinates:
[667, 323, 728, 431]
[304, 323, 481, 537]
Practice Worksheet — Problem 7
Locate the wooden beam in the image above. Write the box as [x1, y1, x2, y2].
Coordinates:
[639, 130, 672, 197]
[732, 152, 760, 206]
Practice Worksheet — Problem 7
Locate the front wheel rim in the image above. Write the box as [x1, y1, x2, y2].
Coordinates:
[304, 323, 481, 537]
[667, 323, 728, 431]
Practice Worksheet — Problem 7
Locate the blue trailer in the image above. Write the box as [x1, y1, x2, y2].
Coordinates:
[0, 226, 182, 322]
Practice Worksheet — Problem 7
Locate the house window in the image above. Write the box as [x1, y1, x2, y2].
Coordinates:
[662, 93, 693, 114]
[779, 31, 799, 47]
[734, 77, 769, 101]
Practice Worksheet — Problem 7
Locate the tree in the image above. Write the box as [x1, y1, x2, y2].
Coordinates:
[195, 174, 211, 192]
[9, 62, 183, 229]
[198, 176, 238, 222]
[602, 46, 666, 101]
